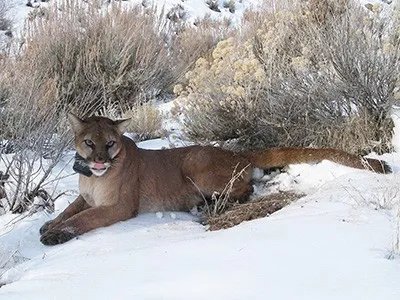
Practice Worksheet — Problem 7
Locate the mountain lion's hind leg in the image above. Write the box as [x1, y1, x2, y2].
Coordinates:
[188, 166, 254, 203]
[229, 179, 254, 203]
[183, 148, 254, 203]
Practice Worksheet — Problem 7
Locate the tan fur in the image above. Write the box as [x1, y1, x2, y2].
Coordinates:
[39, 114, 391, 245]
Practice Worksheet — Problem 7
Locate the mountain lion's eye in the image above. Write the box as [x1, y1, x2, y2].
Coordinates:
[106, 141, 115, 148]
[84, 139, 94, 147]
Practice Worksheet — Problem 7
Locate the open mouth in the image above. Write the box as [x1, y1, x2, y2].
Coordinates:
[91, 163, 107, 171]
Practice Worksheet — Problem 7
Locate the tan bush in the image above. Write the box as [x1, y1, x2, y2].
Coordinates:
[301, 0, 350, 24]
[180, 0, 399, 154]
[122, 104, 163, 142]
[313, 113, 394, 155]
[170, 14, 236, 88]
[181, 37, 272, 148]
[17, 1, 178, 113]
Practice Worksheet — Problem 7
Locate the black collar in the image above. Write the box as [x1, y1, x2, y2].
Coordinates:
[73, 153, 93, 177]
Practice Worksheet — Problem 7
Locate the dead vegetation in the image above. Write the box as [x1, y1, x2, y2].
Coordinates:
[20, 2, 177, 112]
[204, 191, 304, 231]
[180, 0, 399, 154]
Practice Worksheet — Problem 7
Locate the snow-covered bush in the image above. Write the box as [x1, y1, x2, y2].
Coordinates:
[180, 0, 399, 154]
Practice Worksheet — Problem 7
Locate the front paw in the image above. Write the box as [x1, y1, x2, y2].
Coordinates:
[39, 220, 56, 235]
[40, 227, 78, 246]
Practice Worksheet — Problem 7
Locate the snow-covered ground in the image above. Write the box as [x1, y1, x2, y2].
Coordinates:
[0, 0, 400, 299]
[1, 102, 400, 298]
[2, 0, 262, 31]
[0, 144, 400, 299]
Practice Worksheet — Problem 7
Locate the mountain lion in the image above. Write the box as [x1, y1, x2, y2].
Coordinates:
[39, 113, 391, 245]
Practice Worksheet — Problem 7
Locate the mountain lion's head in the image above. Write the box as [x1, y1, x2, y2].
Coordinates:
[68, 113, 131, 177]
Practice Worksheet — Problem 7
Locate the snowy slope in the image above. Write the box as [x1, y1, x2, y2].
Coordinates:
[0, 144, 400, 299]
[3, 0, 262, 29]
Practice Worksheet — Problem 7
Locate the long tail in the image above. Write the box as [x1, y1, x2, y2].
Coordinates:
[245, 147, 391, 174]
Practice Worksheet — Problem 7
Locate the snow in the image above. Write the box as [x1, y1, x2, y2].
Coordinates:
[0, 135, 399, 299]
[0, 0, 400, 299]
[120, 0, 262, 26]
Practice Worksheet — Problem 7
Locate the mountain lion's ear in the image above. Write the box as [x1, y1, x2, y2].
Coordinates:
[68, 113, 84, 133]
[114, 118, 131, 133]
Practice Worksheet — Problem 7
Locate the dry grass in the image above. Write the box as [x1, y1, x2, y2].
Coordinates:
[122, 104, 163, 142]
[94, 101, 164, 142]
[205, 191, 303, 231]
[313, 113, 394, 155]
[196, 163, 300, 232]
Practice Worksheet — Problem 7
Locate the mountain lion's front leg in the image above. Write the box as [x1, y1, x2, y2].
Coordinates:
[40, 204, 135, 245]
[39, 195, 89, 235]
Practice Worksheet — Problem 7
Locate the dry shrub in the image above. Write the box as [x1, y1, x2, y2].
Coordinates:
[0, 46, 93, 214]
[19, 0, 177, 113]
[302, 0, 350, 24]
[93, 101, 163, 142]
[242, 0, 297, 33]
[180, 0, 399, 154]
[0, 73, 75, 213]
[313, 113, 394, 155]
[205, 191, 303, 230]
[19, 0, 231, 116]
[122, 104, 163, 142]
[179, 37, 271, 148]
[170, 14, 235, 87]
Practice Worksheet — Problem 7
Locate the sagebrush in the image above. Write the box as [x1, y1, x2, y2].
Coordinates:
[19, 1, 178, 112]
[180, 0, 399, 154]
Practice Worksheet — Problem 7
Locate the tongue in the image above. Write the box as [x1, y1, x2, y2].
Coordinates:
[93, 163, 105, 170]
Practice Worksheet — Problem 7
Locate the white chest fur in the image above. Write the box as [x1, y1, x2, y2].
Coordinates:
[79, 175, 118, 207]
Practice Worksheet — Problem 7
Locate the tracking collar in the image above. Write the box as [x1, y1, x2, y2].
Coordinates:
[73, 153, 93, 177]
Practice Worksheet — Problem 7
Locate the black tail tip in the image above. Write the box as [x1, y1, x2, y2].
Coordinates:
[381, 161, 392, 174]
[364, 158, 392, 174]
